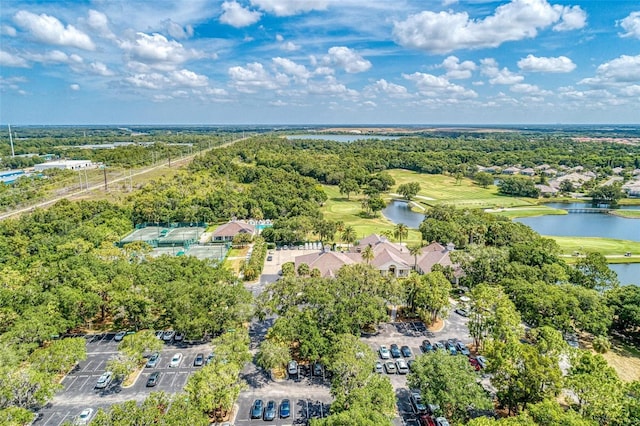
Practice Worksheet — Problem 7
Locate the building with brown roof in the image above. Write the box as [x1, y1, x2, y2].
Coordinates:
[212, 220, 256, 242]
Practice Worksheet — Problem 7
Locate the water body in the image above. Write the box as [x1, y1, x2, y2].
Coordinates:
[286, 134, 400, 143]
[383, 199, 640, 285]
[382, 200, 425, 229]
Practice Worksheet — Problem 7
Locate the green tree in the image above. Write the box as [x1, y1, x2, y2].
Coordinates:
[341, 226, 357, 250]
[412, 272, 451, 324]
[393, 223, 409, 245]
[255, 340, 290, 371]
[297, 262, 310, 276]
[408, 351, 492, 423]
[339, 178, 360, 200]
[361, 245, 374, 265]
[408, 243, 422, 270]
[468, 284, 522, 350]
[397, 182, 421, 200]
[592, 335, 611, 353]
[572, 251, 619, 291]
[474, 172, 494, 188]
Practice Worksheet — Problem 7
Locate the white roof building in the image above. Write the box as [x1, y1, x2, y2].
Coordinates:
[34, 160, 94, 171]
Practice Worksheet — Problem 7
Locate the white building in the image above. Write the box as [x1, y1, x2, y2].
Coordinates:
[34, 160, 94, 171]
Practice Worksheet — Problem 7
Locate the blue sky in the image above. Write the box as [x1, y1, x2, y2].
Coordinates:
[1, 0, 639, 125]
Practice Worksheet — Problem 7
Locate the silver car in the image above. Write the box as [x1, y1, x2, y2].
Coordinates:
[95, 371, 112, 389]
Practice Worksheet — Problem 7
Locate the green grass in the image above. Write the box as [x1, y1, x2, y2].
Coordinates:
[386, 169, 535, 209]
[551, 236, 640, 263]
[321, 185, 422, 243]
[610, 210, 640, 219]
[491, 206, 568, 219]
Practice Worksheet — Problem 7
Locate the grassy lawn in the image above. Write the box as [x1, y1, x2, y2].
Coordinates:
[225, 247, 249, 275]
[490, 206, 568, 219]
[321, 185, 422, 244]
[386, 169, 535, 209]
[551, 236, 640, 261]
[610, 210, 640, 219]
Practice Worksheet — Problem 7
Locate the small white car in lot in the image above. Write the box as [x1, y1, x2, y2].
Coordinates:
[169, 353, 183, 367]
[95, 371, 112, 389]
[74, 408, 94, 425]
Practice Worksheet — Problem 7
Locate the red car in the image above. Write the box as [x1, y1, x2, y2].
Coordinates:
[419, 415, 436, 426]
[469, 357, 481, 371]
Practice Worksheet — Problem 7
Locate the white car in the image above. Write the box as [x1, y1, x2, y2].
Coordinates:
[169, 353, 183, 367]
[435, 417, 450, 426]
[475, 356, 487, 369]
[95, 371, 112, 389]
[114, 331, 127, 341]
[74, 408, 94, 425]
[379, 345, 391, 359]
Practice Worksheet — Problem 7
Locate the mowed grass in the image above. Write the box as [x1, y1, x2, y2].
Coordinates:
[491, 206, 568, 219]
[386, 169, 535, 209]
[611, 210, 640, 219]
[551, 236, 640, 262]
[321, 185, 422, 243]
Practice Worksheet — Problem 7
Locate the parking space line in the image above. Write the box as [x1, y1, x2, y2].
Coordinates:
[93, 360, 105, 372]
[81, 361, 93, 372]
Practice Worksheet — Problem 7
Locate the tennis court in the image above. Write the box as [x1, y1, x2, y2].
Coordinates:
[147, 244, 228, 261]
[118, 225, 205, 247]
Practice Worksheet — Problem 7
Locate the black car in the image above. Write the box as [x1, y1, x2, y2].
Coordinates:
[264, 400, 276, 421]
[146, 371, 160, 387]
[421, 340, 433, 353]
[401, 345, 413, 357]
[251, 399, 264, 419]
[390, 344, 402, 358]
[408, 359, 416, 371]
[280, 399, 291, 418]
[313, 361, 323, 377]
[194, 353, 204, 366]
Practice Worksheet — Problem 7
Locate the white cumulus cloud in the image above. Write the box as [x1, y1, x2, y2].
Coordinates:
[250, 0, 328, 16]
[13, 10, 95, 50]
[366, 79, 411, 98]
[220, 1, 261, 28]
[119, 32, 203, 70]
[163, 19, 194, 39]
[481, 58, 523, 85]
[403, 72, 477, 99]
[1, 25, 17, 37]
[272, 57, 311, 83]
[324, 46, 371, 73]
[393, 0, 586, 54]
[86, 10, 115, 40]
[618, 11, 640, 39]
[89, 62, 115, 76]
[228, 62, 288, 93]
[579, 54, 640, 86]
[517, 54, 576, 73]
[0, 50, 29, 67]
[70, 84, 80, 91]
[441, 56, 476, 79]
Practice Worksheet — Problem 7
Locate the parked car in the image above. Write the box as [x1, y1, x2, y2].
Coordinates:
[174, 332, 184, 342]
[146, 352, 160, 368]
[384, 361, 397, 374]
[162, 330, 175, 342]
[194, 353, 204, 366]
[445, 341, 457, 356]
[419, 415, 436, 426]
[288, 360, 298, 377]
[251, 399, 264, 419]
[169, 353, 183, 367]
[264, 400, 277, 421]
[74, 408, 94, 425]
[375, 361, 384, 374]
[267, 255, 273, 261]
[435, 417, 450, 426]
[408, 359, 416, 371]
[205, 352, 214, 365]
[313, 361, 323, 377]
[146, 371, 160, 387]
[434, 341, 446, 352]
[95, 371, 112, 389]
[475, 356, 487, 369]
[421, 340, 433, 353]
[155, 330, 164, 339]
[401, 345, 413, 357]
[396, 359, 409, 374]
[390, 344, 402, 358]
[469, 357, 481, 371]
[455, 341, 470, 356]
[379, 345, 391, 359]
[410, 390, 427, 414]
[280, 399, 291, 418]
[455, 308, 469, 317]
[114, 331, 127, 342]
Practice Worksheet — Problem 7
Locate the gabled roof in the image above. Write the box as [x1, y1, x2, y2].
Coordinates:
[355, 234, 389, 248]
[294, 251, 359, 277]
[370, 248, 412, 270]
[212, 221, 256, 237]
[416, 246, 453, 273]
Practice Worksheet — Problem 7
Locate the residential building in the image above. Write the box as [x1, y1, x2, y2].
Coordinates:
[212, 220, 256, 242]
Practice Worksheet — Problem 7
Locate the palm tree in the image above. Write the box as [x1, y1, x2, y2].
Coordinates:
[362, 245, 374, 264]
[592, 335, 610, 353]
[394, 223, 409, 245]
[408, 243, 423, 271]
[341, 225, 357, 251]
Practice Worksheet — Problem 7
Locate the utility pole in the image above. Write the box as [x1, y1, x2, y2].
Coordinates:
[103, 167, 107, 191]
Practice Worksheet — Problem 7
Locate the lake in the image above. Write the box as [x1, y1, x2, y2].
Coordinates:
[286, 134, 400, 143]
[382, 199, 640, 285]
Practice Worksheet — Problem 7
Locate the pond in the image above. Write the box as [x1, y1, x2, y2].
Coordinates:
[286, 134, 400, 143]
[382, 200, 424, 229]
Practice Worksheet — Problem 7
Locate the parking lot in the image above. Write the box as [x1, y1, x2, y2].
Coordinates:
[33, 333, 213, 426]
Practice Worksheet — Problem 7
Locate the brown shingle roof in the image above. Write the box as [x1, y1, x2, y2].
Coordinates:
[212, 221, 256, 238]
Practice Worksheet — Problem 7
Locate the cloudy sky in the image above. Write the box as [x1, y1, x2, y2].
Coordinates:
[1, 0, 639, 125]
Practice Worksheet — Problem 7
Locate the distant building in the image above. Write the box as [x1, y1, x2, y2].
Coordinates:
[536, 184, 559, 197]
[0, 170, 25, 184]
[502, 166, 521, 175]
[520, 168, 535, 176]
[212, 220, 256, 242]
[34, 159, 94, 171]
